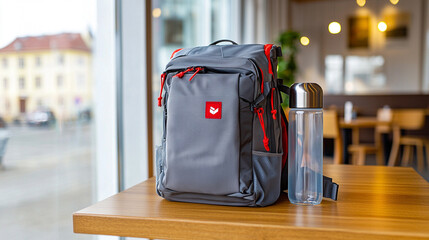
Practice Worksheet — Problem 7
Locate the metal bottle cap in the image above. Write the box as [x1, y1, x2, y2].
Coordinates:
[289, 83, 323, 108]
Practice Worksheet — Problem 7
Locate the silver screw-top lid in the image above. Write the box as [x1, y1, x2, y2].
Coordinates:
[289, 83, 323, 108]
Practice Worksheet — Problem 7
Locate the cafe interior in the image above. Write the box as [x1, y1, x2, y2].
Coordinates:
[280, 0, 429, 180]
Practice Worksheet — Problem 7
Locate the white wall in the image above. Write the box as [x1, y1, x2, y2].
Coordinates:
[291, 0, 426, 94]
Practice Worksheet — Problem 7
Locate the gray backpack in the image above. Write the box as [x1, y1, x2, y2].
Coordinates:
[156, 40, 338, 207]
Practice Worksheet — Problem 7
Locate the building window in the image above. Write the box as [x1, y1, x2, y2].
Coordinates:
[57, 75, 64, 87]
[5, 99, 10, 112]
[35, 56, 42, 67]
[35, 77, 42, 88]
[19, 77, 25, 89]
[37, 99, 43, 107]
[76, 74, 85, 88]
[3, 78, 8, 89]
[57, 54, 64, 65]
[18, 57, 25, 68]
[58, 97, 64, 106]
[77, 56, 84, 65]
[2, 58, 7, 68]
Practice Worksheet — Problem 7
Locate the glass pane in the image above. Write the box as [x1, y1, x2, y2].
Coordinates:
[325, 55, 344, 94]
[0, 0, 96, 239]
[151, 0, 237, 150]
[344, 56, 386, 94]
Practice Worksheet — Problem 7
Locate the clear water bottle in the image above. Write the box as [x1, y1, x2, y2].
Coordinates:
[288, 83, 323, 205]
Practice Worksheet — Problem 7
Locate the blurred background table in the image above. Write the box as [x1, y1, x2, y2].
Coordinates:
[73, 165, 429, 240]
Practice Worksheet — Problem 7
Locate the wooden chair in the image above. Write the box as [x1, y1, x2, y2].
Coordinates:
[388, 109, 429, 172]
[347, 109, 391, 165]
[323, 109, 343, 164]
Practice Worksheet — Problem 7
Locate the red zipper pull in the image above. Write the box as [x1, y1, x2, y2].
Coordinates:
[189, 67, 203, 81]
[256, 108, 270, 151]
[158, 73, 166, 107]
[270, 87, 277, 120]
[173, 68, 193, 78]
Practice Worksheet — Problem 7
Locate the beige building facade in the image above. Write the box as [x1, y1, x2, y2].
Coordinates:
[0, 33, 92, 122]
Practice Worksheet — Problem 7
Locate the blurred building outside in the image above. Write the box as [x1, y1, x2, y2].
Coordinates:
[0, 32, 93, 123]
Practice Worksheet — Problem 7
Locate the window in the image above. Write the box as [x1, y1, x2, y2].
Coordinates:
[57, 75, 64, 87]
[35, 56, 42, 67]
[19, 77, 25, 89]
[18, 57, 25, 68]
[3, 78, 8, 89]
[77, 56, 84, 65]
[2, 58, 7, 68]
[76, 74, 85, 87]
[344, 56, 386, 94]
[325, 55, 344, 94]
[5, 99, 10, 111]
[57, 54, 65, 65]
[37, 98, 43, 107]
[58, 96, 64, 106]
[35, 77, 42, 88]
[0, 1, 96, 239]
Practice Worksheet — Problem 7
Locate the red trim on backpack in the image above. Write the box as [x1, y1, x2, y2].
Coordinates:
[264, 44, 273, 75]
[259, 67, 264, 94]
[281, 110, 288, 169]
[170, 48, 183, 59]
[270, 88, 277, 120]
[256, 108, 270, 151]
[158, 73, 166, 107]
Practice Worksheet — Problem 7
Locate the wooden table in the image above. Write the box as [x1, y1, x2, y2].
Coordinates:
[340, 117, 391, 145]
[73, 165, 429, 240]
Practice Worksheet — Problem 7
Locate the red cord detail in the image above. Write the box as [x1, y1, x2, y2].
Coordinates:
[158, 73, 166, 107]
[270, 87, 277, 120]
[259, 67, 264, 94]
[264, 44, 273, 75]
[170, 48, 183, 59]
[189, 67, 203, 81]
[256, 108, 270, 151]
[173, 68, 193, 78]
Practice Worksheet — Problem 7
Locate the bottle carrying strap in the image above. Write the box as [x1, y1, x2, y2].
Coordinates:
[278, 80, 339, 201]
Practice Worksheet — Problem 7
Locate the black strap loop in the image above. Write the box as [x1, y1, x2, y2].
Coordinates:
[209, 39, 238, 46]
[323, 176, 339, 201]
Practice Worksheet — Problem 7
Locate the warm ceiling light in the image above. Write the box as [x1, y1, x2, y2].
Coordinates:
[328, 22, 341, 34]
[152, 8, 162, 18]
[378, 21, 387, 32]
[356, 0, 366, 7]
[300, 36, 310, 46]
[390, 0, 399, 5]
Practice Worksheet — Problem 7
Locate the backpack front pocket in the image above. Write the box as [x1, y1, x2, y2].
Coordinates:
[164, 73, 240, 195]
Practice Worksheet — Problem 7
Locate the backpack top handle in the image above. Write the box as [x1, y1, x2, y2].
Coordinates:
[209, 39, 238, 46]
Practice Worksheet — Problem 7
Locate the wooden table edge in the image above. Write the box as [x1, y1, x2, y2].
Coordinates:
[73, 211, 429, 240]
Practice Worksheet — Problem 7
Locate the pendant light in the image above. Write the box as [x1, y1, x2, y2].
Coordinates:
[377, 0, 387, 32]
[300, 4, 310, 46]
[356, 0, 366, 7]
[328, 0, 341, 34]
[300, 36, 310, 46]
[378, 21, 387, 32]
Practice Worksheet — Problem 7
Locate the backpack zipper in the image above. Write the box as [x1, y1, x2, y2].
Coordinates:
[255, 107, 270, 152]
[270, 88, 277, 120]
[173, 67, 205, 81]
[158, 73, 167, 107]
